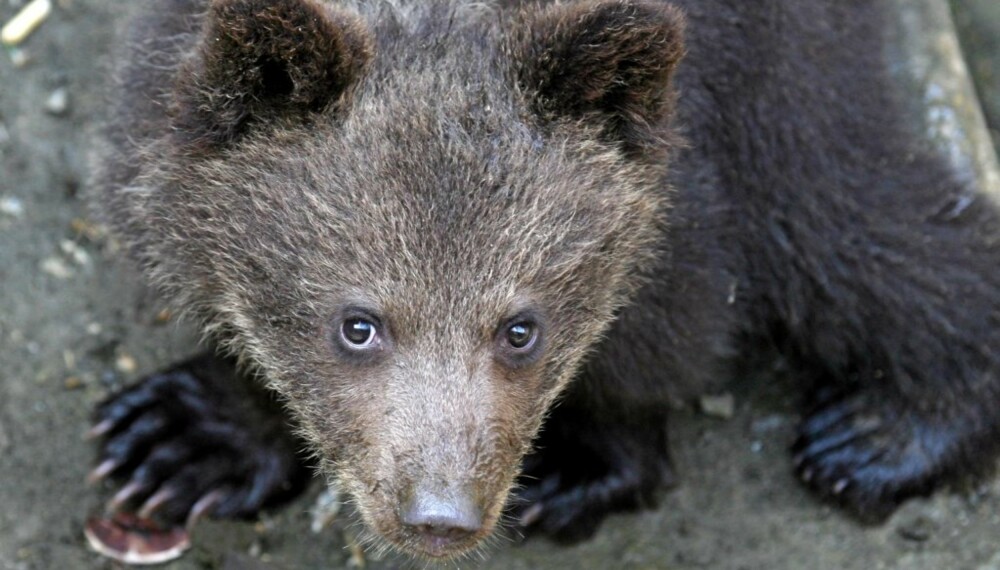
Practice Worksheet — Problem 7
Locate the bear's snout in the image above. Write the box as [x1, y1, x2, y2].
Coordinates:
[400, 485, 484, 557]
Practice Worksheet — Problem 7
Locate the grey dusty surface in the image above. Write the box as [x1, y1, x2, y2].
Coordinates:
[1, 1, 999, 569]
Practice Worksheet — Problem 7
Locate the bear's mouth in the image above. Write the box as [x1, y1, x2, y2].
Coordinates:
[368, 514, 497, 560]
[407, 527, 491, 559]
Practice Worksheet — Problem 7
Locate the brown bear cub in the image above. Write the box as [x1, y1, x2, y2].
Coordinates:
[89, 0, 1000, 561]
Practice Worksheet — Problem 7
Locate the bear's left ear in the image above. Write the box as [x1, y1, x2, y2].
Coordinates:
[513, 0, 686, 153]
[173, 0, 373, 148]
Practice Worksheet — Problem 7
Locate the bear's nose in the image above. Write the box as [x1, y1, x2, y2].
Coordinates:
[401, 489, 482, 549]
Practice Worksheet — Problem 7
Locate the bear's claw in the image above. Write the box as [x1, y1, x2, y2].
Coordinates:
[792, 389, 964, 522]
[89, 355, 310, 526]
[515, 467, 657, 542]
[513, 437, 674, 543]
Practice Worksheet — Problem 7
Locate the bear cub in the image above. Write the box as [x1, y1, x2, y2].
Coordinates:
[88, 0, 1000, 561]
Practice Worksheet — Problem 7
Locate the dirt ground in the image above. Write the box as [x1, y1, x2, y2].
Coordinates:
[2, 1, 999, 569]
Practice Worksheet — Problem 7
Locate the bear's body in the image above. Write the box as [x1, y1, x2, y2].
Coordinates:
[89, 0, 1000, 560]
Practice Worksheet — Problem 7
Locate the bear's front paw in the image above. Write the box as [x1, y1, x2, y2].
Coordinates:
[88, 357, 309, 526]
[792, 390, 965, 521]
[512, 451, 673, 543]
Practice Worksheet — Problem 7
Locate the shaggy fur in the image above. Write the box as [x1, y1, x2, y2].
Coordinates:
[89, 0, 1000, 561]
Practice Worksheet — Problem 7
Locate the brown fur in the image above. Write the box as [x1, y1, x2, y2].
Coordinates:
[92, 0, 1000, 561]
[93, 0, 684, 557]
[173, 0, 373, 147]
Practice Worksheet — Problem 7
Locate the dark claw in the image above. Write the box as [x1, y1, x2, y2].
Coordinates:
[186, 489, 226, 528]
[90, 354, 312, 527]
[86, 419, 115, 440]
[139, 488, 177, 519]
[793, 389, 972, 521]
[515, 470, 561, 506]
[108, 481, 148, 512]
[796, 396, 866, 441]
[794, 421, 879, 461]
[518, 503, 543, 527]
[513, 411, 673, 543]
[88, 459, 120, 485]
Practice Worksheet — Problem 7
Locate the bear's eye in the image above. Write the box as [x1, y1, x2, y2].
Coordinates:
[506, 321, 537, 350]
[494, 312, 544, 368]
[341, 318, 377, 348]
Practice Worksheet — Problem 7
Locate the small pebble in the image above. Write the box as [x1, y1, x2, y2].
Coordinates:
[0, 196, 24, 217]
[8, 46, 29, 67]
[86, 322, 102, 335]
[40, 256, 74, 279]
[59, 239, 91, 266]
[699, 392, 736, 419]
[70, 218, 105, 241]
[62, 349, 75, 369]
[64, 376, 82, 390]
[115, 353, 137, 375]
[45, 87, 69, 115]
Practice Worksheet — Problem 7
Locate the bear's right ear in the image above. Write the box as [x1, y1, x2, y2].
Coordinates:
[513, 0, 686, 154]
[172, 0, 373, 148]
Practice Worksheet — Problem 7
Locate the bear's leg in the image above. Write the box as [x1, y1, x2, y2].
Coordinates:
[791, 376, 997, 521]
[756, 180, 1000, 519]
[513, 401, 674, 542]
[761, 188, 1000, 519]
[89, 353, 311, 525]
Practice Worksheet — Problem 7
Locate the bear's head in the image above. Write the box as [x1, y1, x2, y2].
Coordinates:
[137, 0, 684, 559]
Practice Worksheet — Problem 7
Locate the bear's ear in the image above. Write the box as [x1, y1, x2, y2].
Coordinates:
[173, 0, 373, 147]
[514, 0, 685, 153]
